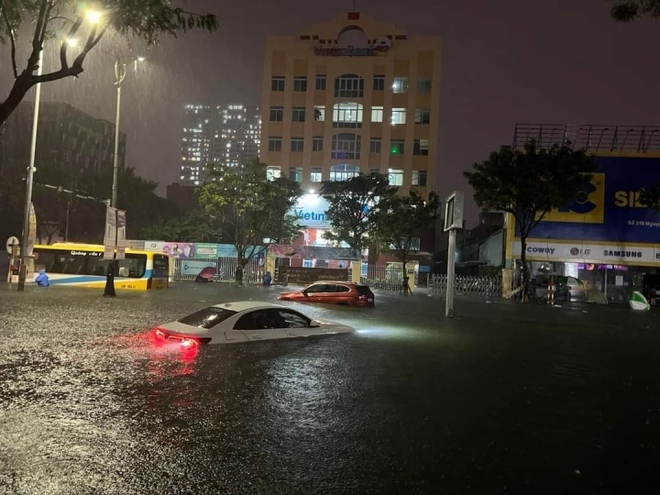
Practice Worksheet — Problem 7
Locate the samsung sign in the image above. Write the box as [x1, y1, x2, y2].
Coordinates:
[292, 194, 331, 228]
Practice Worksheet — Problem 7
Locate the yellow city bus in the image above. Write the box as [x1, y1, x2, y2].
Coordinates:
[31, 243, 169, 290]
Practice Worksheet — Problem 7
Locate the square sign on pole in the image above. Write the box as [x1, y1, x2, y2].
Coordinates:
[443, 191, 464, 232]
[444, 191, 464, 318]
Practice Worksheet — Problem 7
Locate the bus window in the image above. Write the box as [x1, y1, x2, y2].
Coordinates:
[83, 251, 107, 276]
[116, 254, 146, 278]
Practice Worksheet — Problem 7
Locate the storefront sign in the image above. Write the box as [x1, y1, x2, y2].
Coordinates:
[512, 240, 660, 266]
[516, 156, 660, 243]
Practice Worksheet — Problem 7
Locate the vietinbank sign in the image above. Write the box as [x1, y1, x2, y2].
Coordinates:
[292, 194, 331, 228]
[512, 240, 660, 266]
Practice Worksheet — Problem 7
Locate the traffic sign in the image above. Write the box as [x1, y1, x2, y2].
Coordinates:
[5, 236, 19, 252]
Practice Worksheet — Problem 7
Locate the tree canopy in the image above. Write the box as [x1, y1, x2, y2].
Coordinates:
[610, 1, 660, 21]
[375, 190, 440, 277]
[0, 0, 218, 124]
[197, 159, 302, 268]
[463, 140, 596, 292]
[320, 173, 397, 256]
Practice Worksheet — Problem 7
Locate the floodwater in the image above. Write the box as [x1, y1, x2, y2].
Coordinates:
[1, 283, 660, 494]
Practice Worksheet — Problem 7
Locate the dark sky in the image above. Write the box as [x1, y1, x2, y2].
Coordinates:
[5, 0, 660, 225]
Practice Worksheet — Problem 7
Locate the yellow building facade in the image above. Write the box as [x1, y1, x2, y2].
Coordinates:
[260, 11, 442, 195]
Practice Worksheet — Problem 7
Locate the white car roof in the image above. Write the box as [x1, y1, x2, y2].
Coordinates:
[210, 300, 288, 312]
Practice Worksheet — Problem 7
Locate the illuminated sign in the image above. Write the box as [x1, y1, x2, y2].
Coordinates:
[512, 240, 660, 265]
[291, 194, 331, 228]
[313, 37, 391, 57]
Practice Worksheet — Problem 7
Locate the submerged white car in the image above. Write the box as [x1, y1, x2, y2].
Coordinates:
[154, 301, 355, 347]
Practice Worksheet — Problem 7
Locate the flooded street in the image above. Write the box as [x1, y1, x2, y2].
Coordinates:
[1, 283, 660, 494]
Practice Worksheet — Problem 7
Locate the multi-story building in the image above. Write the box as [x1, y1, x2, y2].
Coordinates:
[179, 104, 261, 186]
[260, 11, 442, 195]
[0, 101, 126, 243]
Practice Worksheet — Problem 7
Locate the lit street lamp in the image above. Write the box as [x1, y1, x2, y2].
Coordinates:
[17, 10, 101, 292]
[16, 49, 43, 292]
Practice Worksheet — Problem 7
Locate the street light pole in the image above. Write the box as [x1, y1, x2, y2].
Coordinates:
[17, 49, 43, 292]
[111, 59, 127, 208]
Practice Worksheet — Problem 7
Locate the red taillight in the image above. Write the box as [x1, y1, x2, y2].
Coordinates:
[155, 328, 165, 339]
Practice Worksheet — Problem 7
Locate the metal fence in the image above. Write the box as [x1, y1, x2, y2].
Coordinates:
[172, 257, 262, 284]
[360, 264, 411, 291]
[428, 274, 502, 299]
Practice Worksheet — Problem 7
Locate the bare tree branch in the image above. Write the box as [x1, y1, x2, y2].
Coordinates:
[3, 10, 17, 78]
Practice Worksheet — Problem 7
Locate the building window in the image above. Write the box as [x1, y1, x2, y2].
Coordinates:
[417, 77, 432, 93]
[292, 107, 306, 122]
[413, 138, 429, 156]
[289, 167, 303, 182]
[371, 106, 384, 123]
[392, 77, 408, 93]
[268, 136, 282, 152]
[334, 74, 364, 98]
[266, 166, 282, 181]
[391, 108, 406, 125]
[332, 102, 363, 128]
[370, 137, 381, 153]
[330, 163, 360, 181]
[311, 167, 322, 182]
[316, 74, 326, 90]
[415, 108, 431, 124]
[314, 105, 325, 121]
[388, 169, 404, 186]
[271, 76, 285, 91]
[291, 137, 304, 152]
[369, 168, 381, 175]
[269, 106, 284, 122]
[313, 136, 324, 152]
[331, 133, 361, 160]
[412, 170, 427, 187]
[373, 75, 385, 91]
[293, 76, 307, 92]
[390, 139, 405, 155]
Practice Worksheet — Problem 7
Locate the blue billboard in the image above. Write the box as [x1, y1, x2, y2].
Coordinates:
[517, 156, 660, 244]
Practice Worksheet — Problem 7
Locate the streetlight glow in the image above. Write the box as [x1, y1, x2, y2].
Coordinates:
[66, 38, 79, 47]
[85, 10, 102, 24]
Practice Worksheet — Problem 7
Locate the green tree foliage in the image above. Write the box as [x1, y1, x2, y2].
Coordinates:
[463, 140, 596, 293]
[0, 0, 218, 124]
[375, 190, 440, 279]
[139, 209, 220, 242]
[320, 173, 397, 256]
[197, 159, 302, 273]
[638, 186, 660, 212]
[610, 1, 660, 21]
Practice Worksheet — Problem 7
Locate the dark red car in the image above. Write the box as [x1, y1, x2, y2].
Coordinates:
[278, 281, 375, 307]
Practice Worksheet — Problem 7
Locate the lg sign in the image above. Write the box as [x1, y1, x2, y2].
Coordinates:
[570, 247, 590, 256]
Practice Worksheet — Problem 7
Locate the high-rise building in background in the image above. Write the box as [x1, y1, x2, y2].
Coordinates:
[260, 11, 442, 194]
[179, 104, 261, 186]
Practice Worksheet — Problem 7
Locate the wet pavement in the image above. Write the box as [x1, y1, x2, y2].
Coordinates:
[1, 282, 660, 494]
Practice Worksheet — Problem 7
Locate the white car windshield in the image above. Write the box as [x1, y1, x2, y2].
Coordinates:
[178, 307, 237, 329]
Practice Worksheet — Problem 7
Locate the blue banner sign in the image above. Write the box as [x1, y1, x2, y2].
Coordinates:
[517, 156, 660, 243]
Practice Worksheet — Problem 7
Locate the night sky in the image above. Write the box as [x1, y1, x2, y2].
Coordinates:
[4, 0, 660, 225]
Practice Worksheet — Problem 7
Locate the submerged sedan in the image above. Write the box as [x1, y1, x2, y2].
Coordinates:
[154, 301, 355, 347]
